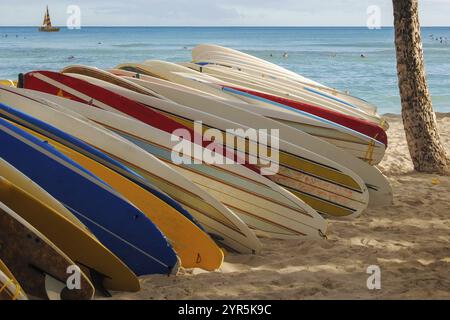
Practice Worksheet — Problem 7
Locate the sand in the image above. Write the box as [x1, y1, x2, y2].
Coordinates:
[111, 114, 450, 300]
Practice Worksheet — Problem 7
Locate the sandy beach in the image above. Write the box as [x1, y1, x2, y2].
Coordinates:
[109, 113, 450, 300]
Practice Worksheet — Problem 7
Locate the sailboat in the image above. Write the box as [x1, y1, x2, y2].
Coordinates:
[39, 6, 60, 32]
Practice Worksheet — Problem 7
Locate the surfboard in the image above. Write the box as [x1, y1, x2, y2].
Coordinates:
[191, 46, 382, 115]
[179, 63, 387, 146]
[193, 44, 325, 86]
[107, 68, 392, 208]
[24, 94, 329, 240]
[0, 85, 261, 254]
[0, 176, 141, 293]
[173, 59, 384, 128]
[185, 58, 383, 122]
[12, 121, 224, 271]
[53, 68, 370, 218]
[0, 158, 90, 233]
[0, 84, 203, 231]
[191, 44, 383, 121]
[109, 69, 392, 200]
[142, 60, 386, 141]
[0, 157, 89, 231]
[116, 62, 385, 165]
[0, 115, 179, 276]
[54, 68, 329, 236]
[112, 65, 386, 165]
[0, 80, 17, 87]
[0, 201, 95, 300]
[142, 60, 246, 101]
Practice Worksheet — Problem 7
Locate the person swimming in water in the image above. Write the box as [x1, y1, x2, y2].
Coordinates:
[282, 52, 288, 58]
[361, 54, 366, 58]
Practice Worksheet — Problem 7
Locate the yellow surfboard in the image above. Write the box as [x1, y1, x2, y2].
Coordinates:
[20, 123, 224, 271]
[0, 158, 89, 232]
[0, 80, 17, 87]
[0, 176, 140, 292]
[0, 259, 28, 300]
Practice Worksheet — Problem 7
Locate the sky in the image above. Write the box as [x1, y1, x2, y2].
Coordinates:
[0, 0, 449, 27]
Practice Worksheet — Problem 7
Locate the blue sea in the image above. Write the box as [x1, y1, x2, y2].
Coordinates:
[0, 27, 449, 114]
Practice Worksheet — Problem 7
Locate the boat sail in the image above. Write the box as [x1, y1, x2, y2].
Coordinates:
[39, 6, 60, 32]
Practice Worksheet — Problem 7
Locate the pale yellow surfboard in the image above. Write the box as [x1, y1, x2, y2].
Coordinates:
[0, 176, 140, 292]
[0, 200, 95, 300]
[0, 80, 17, 87]
[18, 123, 224, 271]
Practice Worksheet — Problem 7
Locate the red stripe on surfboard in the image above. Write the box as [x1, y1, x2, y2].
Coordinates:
[224, 85, 387, 146]
[23, 71, 259, 173]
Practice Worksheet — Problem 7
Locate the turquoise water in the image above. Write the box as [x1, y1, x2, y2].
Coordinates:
[0, 27, 449, 113]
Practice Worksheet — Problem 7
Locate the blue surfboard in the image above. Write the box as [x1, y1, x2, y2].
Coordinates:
[0, 116, 178, 276]
[0, 102, 203, 231]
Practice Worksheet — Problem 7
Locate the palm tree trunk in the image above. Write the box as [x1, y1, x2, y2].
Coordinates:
[392, 0, 449, 173]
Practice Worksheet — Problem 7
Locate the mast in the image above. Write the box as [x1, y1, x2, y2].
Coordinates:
[43, 6, 52, 28]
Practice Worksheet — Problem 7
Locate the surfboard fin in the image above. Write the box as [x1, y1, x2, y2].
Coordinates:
[74, 261, 111, 297]
[208, 232, 224, 242]
[44, 274, 64, 300]
[29, 263, 67, 300]
[87, 268, 112, 297]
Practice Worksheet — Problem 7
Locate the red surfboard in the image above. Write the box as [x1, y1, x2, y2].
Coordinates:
[223, 85, 387, 147]
[23, 71, 258, 172]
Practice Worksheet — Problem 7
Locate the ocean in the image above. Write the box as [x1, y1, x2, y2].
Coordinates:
[0, 26, 449, 114]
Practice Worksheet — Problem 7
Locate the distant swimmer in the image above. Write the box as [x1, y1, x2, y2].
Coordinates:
[183, 46, 188, 50]
[98, 41, 102, 44]
[68, 55, 75, 60]
[269, 53, 273, 57]
[282, 52, 288, 58]
[361, 54, 366, 58]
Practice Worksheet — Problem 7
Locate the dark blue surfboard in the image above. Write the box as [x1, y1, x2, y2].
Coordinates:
[0, 102, 203, 231]
[0, 116, 178, 276]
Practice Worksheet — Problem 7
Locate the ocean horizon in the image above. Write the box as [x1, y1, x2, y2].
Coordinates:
[1, 26, 449, 114]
